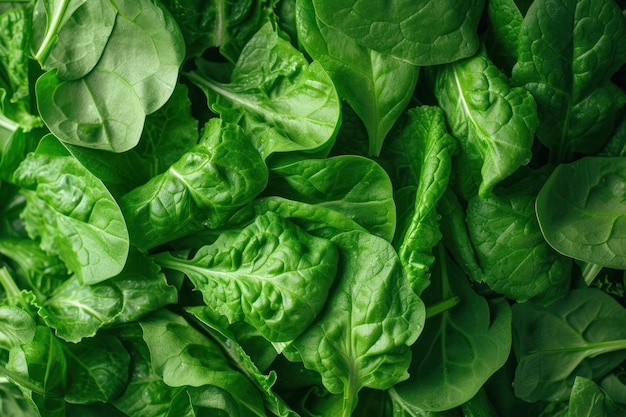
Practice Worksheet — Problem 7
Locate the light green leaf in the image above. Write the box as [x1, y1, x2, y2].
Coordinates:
[536, 157, 626, 269]
[12, 135, 130, 284]
[296, 0, 419, 156]
[120, 119, 268, 251]
[567, 377, 625, 417]
[154, 211, 338, 342]
[189, 22, 341, 159]
[512, 0, 626, 161]
[311, 0, 485, 66]
[435, 47, 538, 198]
[391, 249, 511, 411]
[284, 230, 425, 415]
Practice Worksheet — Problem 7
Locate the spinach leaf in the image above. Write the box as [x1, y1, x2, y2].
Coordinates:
[268, 154, 396, 241]
[435, 47, 538, 198]
[567, 376, 625, 417]
[34, 0, 185, 152]
[467, 169, 572, 303]
[154, 211, 338, 342]
[485, 0, 523, 73]
[390, 248, 511, 411]
[120, 118, 267, 251]
[188, 22, 341, 159]
[296, 0, 419, 156]
[283, 230, 425, 415]
[512, 0, 626, 162]
[161, 0, 277, 62]
[512, 288, 626, 402]
[139, 309, 269, 416]
[381, 106, 457, 295]
[535, 157, 626, 270]
[12, 135, 129, 284]
[311, 0, 485, 66]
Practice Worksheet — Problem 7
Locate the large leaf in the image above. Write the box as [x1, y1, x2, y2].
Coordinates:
[512, 0, 626, 161]
[311, 0, 485, 66]
[154, 211, 338, 342]
[188, 22, 341, 158]
[120, 119, 268, 251]
[390, 249, 511, 411]
[12, 135, 129, 284]
[283, 230, 425, 415]
[268, 154, 396, 241]
[296, 0, 419, 156]
[536, 157, 626, 270]
[381, 106, 457, 294]
[512, 288, 626, 402]
[34, 0, 185, 152]
[467, 169, 572, 303]
[435, 47, 538, 198]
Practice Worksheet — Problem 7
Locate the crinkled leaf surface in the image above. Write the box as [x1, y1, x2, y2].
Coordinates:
[512, 0, 626, 160]
[536, 157, 626, 269]
[268, 154, 396, 241]
[155, 211, 338, 342]
[120, 119, 267, 250]
[189, 22, 341, 158]
[435, 48, 538, 197]
[390, 250, 511, 411]
[512, 288, 626, 402]
[381, 106, 457, 294]
[311, 0, 485, 66]
[284, 230, 424, 414]
[12, 135, 129, 284]
[296, 0, 419, 156]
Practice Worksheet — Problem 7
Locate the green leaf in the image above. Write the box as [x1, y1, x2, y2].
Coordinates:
[63, 332, 130, 403]
[154, 211, 339, 342]
[35, 0, 185, 152]
[311, 0, 485, 66]
[296, 0, 419, 156]
[512, 0, 626, 161]
[567, 377, 625, 417]
[435, 47, 538, 198]
[120, 119, 268, 251]
[382, 106, 457, 294]
[284, 230, 425, 415]
[390, 249, 511, 411]
[188, 22, 341, 159]
[485, 0, 523, 72]
[139, 309, 268, 416]
[535, 157, 626, 270]
[512, 288, 626, 402]
[268, 154, 396, 241]
[467, 169, 572, 303]
[32, 0, 116, 79]
[12, 135, 130, 284]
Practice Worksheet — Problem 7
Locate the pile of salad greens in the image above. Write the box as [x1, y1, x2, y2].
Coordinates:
[2, 0, 626, 415]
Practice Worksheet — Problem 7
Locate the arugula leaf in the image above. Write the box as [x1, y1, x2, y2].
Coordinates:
[296, 0, 419, 156]
[435, 47, 538, 198]
[536, 157, 626, 270]
[154, 211, 338, 342]
[12, 135, 129, 284]
[188, 21, 341, 159]
[310, 0, 485, 66]
[512, 0, 626, 162]
[284, 230, 425, 415]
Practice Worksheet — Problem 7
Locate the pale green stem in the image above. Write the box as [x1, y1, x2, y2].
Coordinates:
[33, 0, 71, 63]
[582, 263, 603, 286]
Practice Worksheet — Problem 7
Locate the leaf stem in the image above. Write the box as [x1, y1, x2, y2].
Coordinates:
[33, 0, 71, 64]
[0, 113, 20, 133]
[582, 263, 603, 286]
[426, 296, 462, 318]
[0, 266, 21, 300]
